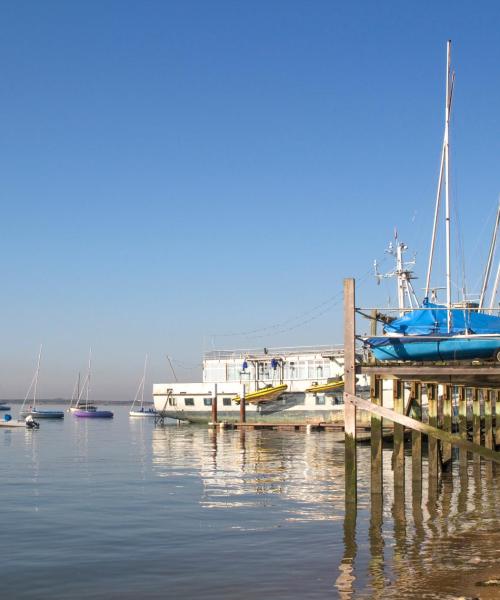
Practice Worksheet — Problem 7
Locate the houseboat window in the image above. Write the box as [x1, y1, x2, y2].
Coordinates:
[203, 398, 212, 406]
[184, 398, 194, 406]
[223, 397, 232, 406]
[315, 395, 326, 405]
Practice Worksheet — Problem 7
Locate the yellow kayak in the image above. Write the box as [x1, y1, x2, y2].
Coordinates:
[305, 380, 344, 393]
[233, 384, 288, 404]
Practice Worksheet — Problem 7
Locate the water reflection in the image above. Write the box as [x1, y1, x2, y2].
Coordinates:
[337, 459, 500, 598]
[151, 425, 500, 599]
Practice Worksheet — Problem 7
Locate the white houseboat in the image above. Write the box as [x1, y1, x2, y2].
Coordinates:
[153, 345, 368, 424]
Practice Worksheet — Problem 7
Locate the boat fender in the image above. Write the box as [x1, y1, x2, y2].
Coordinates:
[4, 414, 12, 422]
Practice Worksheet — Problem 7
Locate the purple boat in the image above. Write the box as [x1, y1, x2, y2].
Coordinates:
[73, 406, 114, 418]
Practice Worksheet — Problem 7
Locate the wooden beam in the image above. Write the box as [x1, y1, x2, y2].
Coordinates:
[344, 278, 357, 504]
[371, 376, 383, 495]
[442, 384, 452, 465]
[473, 388, 481, 466]
[427, 383, 439, 482]
[458, 386, 467, 470]
[344, 392, 500, 464]
[497, 390, 500, 448]
[393, 379, 404, 490]
[361, 365, 500, 377]
[410, 382, 422, 483]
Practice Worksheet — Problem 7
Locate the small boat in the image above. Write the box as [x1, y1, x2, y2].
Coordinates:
[305, 380, 344, 393]
[72, 406, 114, 418]
[366, 301, 500, 362]
[129, 355, 157, 418]
[0, 414, 39, 429]
[72, 350, 114, 419]
[232, 383, 288, 404]
[19, 346, 64, 419]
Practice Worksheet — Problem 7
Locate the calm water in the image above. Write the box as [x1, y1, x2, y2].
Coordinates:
[1, 406, 500, 599]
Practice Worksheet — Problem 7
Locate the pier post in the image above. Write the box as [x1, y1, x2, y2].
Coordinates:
[240, 384, 246, 423]
[473, 388, 481, 466]
[370, 376, 383, 495]
[393, 379, 404, 492]
[442, 384, 452, 466]
[427, 383, 439, 484]
[344, 278, 357, 504]
[411, 382, 422, 484]
[211, 383, 218, 424]
[496, 390, 500, 449]
[485, 389, 493, 476]
[484, 388, 493, 450]
[458, 386, 467, 470]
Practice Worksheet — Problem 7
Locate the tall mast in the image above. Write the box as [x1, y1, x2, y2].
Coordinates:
[479, 201, 500, 309]
[141, 354, 148, 408]
[425, 42, 455, 302]
[444, 40, 452, 330]
[490, 261, 500, 310]
[86, 348, 92, 408]
[33, 344, 43, 408]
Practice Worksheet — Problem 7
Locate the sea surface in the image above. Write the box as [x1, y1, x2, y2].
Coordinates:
[1, 405, 500, 599]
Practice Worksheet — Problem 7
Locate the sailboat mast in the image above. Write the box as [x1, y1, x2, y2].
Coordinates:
[141, 354, 148, 408]
[479, 202, 500, 309]
[33, 344, 42, 408]
[489, 261, 500, 310]
[445, 40, 452, 330]
[86, 348, 92, 407]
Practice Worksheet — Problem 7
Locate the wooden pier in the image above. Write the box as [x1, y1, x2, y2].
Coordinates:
[343, 277, 500, 504]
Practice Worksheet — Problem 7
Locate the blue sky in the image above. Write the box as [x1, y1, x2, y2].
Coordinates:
[0, 1, 499, 399]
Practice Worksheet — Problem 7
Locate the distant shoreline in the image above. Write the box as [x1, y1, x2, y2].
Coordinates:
[0, 399, 153, 406]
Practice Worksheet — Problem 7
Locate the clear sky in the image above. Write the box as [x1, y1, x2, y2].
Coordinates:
[0, 1, 499, 399]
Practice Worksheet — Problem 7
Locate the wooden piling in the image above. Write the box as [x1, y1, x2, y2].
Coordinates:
[410, 382, 422, 484]
[393, 379, 404, 491]
[485, 389, 494, 477]
[211, 383, 218, 424]
[473, 388, 481, 465]
[239, 385, 246, 423]
[484, 388, 493, 450]
[497, 390, 500, 449]
[344, 278, 357, 504]
[370, 376, 383, 495]
[442, 384, 452, 466]
[427, 383, 439, 483]
[458, 386, 467, 470]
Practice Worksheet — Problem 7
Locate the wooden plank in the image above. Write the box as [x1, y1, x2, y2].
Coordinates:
[410, 382, 422, 483]
[458, 386, 467, 470]
[360, 365, 500, 377]
[427, 383, 439, 482]
[371, 376, 383, 495]
[393, 379, 404, 490]
[473, 388, 481, 466]
[442, 384, 452, 466]
[343, 278, 357, 504]
[344, 392, 500, 464]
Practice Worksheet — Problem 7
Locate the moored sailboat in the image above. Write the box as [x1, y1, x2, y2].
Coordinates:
[365, 41, 500, 362]
[19, 345, 64, 419]
[129, 355, 157, 417]
[72, 350, 113, 418]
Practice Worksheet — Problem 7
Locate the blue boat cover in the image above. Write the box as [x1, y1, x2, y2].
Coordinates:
[384, 300, 500, 336]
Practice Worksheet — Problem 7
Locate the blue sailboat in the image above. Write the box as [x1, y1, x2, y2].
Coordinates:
[365, 41, 500, 363]
[367, 301, 500, 362]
